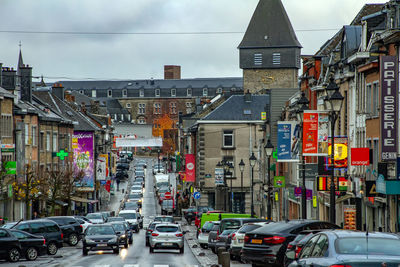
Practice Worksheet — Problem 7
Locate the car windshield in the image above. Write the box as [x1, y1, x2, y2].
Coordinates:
[119, 213, 137, 219]
[108, 217, 124, 222]
[203, 222, 214, 231]
[154, 217, 174, 223]
[128, 194, 141, 199]
[238, 224, 262, 233]
[86, 213, 102, 220]
[86, 226, 115, 235]
[111, 224, 125, 231]
[221, 229, 235, 235]
[131, 187, 142, 190]
[158, 188, 169, 193]
[336, 237, 400, 256]
[156, 226, 178, 233]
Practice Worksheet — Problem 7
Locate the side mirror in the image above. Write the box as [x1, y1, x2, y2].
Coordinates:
[182, 231, 187, 234]
[285, 250, 296, 260]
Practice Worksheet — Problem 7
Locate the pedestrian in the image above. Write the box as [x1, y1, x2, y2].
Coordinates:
[116, 177, 121, 191]
[32, 211, 40, 220]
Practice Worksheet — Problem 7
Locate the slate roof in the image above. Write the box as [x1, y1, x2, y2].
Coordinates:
[0, 87, 16, 99]
[238, 0, 301, 49]
[200, 94, 269, 121]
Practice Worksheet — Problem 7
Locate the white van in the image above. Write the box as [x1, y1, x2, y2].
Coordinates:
[118, 210, 143, 232]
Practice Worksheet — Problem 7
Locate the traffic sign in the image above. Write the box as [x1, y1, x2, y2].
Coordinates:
[193, 192, 201, 200]
[164, 192, 172, 199]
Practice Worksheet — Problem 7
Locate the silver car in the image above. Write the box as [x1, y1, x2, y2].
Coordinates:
[149, 223, 185, 253]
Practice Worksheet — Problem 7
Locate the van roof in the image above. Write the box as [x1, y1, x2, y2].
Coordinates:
[119, 210, 138, 214]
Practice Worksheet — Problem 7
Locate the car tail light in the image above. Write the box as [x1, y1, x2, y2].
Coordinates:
[147, 229, 153, 233]
[295, 246, 302, 258]
[43, 239, 46, 245]
[176, 233, 183, 237]
[151, 233, 159, 237]
[263, 236, 286, 245]
[244, 235, 250, 243]
[80, 225, 83, 230]
[231, 233, 236, 241]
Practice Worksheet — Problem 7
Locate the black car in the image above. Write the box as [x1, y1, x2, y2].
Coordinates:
[241, 220, 340, 267]
[108, 222, 129, 248]
[116, 170, 129, 180]
[9, 229, 47, 261]
[117, 163, 130, 171]
[46, 216, 83, 246]
[82, 224, 120, 255]
[0, 228, 22, 262]
[4, 219, 63, 255]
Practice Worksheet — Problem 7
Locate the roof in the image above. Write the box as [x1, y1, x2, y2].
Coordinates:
[0, 87, 16, 99]
[238, 0, 301, 49]
[200, 94, 269, 121]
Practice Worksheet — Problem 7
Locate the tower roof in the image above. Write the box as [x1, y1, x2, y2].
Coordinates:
[238, 0, 301, 49]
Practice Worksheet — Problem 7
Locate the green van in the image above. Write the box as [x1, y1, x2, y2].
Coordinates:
[200, 212, 253, 228]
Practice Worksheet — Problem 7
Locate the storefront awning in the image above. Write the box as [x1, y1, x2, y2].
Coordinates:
[54, 200, 68, 207]
[336, 193, 354, 204]
[70, 196, 98, 203]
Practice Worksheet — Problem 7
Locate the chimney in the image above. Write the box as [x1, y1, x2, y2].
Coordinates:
[52, 82, 64, 100]
[20, 64, 33, 102]
[90, 100, 100, 114]
[164, 65, 181, 80]
[64, 90, 75, 103]
[1, 67, 16, 91]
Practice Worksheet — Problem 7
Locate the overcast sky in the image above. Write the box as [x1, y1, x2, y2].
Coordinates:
[0, 0, 386, 82]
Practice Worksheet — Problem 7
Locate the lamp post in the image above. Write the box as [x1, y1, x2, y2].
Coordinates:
[296, 92, 309, 219]
[264, 139, 274, 220]
[249, 153, 257, 217]
[157, 149, 161, 173]
[239, 159, 245, 213]
[324, 78, 344, 224]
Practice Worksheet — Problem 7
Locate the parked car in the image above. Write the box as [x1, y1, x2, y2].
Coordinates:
[118, 210, 143, 232]
[284, 230, 324, 266]
[149, 223, 185, 254]
[0, 228, 22, 262]
[214, 229, 237, 253]
[116, 163, 130, 171]
[198, 221, 220, 249]
[73, 216, 92, 232]
[153, 215, 175, 224]
[287, 230, 400, 266]
[208, 222, 223, 253]
[241, 220, 340, 267]
[4, 219, 63, 255]
[82, 224, 120, 255]
[46, 216, 83, 246]
[152, 164, 165, 174]
[86, 212, 106, 224]
[108, 222, 129, 248]
[9, 229, 47, 261]
[116, 170, 129, 180]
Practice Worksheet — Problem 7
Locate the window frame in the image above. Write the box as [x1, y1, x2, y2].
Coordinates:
[107, 89, 112, 98]
[169, 102, 177, 114]
[122, 89, 127, 98]
[155, 89, 160, 97]
[31, 126, 37, 146]
[138, 103, 146, 114]
[171, 88, 176, 97]
[203, 88, 208, 96]
[53, 132, 58, 152]
[91, 90, 96, 98]
[46, 131, 51, 151]
[139, 89, 144, 97]
[126, 103, 131, 108]
[223, 130, 234, 148]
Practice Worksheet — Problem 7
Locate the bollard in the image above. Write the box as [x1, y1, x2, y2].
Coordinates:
[220, 252, 230, 267]
[217, 247, 226, 264]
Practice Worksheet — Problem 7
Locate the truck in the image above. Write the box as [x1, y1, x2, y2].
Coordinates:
[154, 174, 169, 191]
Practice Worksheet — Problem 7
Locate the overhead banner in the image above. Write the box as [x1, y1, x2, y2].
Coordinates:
[380, 55, 397, 161]
[115, 137, 162, 147]
[302, 111, 329, 156]
[351, 148, 370, 166]
[277, 121, 300, 162]
[185, 154, 195, 183]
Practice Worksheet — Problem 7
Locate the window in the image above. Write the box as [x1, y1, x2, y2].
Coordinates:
[254, 53, 262, 66]
[310, 234, 328, 257]
[223, 130, 234, 148]
[186, 102, 192, 114]
[187, 88, 192, 97]
[138, 118, 146, 124]
[138, 103, 146, 114]
[127, 114, 131, 121]
[372, 82, 379, 116]
[107, 89, 112, 97]
[203, 88, 208, 96]
[126, 103, 131, 108]
[153, 103, 161, 114]
[91, 90, 96, 98]
[1, 115, 12, 137]
[272, 53, 281, 65]
[25, 124, 29, 145]
[53, 132, 58, 152]
[46, 131, 51, 151]
[79, 90, 84, 94]
[169, 102, 177, 114]
[171, 89, 176, 97]
[114, 114, 117, 121]
[366, 83, 372, 114]
[299, 235, 320, 259]
[0, 229, 9, 238]
[122, 89, 127, 98]
[30, 222, 45, 234]
[32, 126, 37, 146]
[155, 89, 160, 97]
[217, 87, 223, 94]
[139, 89, 144, 97]
[40, 132, 44, 151]
[121, 114, 124, 121]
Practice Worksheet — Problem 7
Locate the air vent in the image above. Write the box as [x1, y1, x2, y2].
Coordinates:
[254, 53, 262, 66]
[273, 53, 281, 65]
[243, 109, 252, 115]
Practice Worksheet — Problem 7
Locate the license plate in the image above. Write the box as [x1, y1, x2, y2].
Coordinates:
[97, 243, 108, 247]
[162, 242, 173, 246]
[251, 239, 262, 244]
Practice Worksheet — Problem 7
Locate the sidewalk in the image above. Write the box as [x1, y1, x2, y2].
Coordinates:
[100, 180, 129, 214]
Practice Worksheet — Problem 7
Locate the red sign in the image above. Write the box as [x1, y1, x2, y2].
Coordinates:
[164, 192, 172, 200]
[185, 154, 195, 182]
[303, 112, 318, 155]
[351, 148, 370, 166]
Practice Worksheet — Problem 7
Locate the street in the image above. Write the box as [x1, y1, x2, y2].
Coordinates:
[0, 158, 200, 267]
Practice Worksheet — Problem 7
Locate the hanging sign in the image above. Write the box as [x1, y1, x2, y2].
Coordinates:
[302, 111, 329, 156]
[277, 121, 300, 162]
[273, 176, 285, 188]
[343, 205, 356, 230]
[351, 148, 370, 166]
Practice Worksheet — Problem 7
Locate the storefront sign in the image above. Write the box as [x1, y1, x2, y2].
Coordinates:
[317, 176, 346, 191]
[328, 137, 348, 169]
[185, 154, 195, 183]
[73, 131, 94, 188]
[305, 164, 318, 180]
[302, 111, 329, 156]
[380, 56, 397, 161]
[277, 121, 300, 162]
[343, 205, 356, 230]
[5, 161, 16, 175]
[365, 181, 378, 196]
[215, 167, 224, 186]
[351, 148, 370, 166]
[1, 144, 15, 152]
[273, 176, 285, 188]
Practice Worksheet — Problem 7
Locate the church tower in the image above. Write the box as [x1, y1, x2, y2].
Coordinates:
[239, 0, 301, 93]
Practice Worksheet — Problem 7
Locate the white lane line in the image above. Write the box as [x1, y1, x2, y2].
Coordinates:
[123, 265, 139, 267]
[94, 265, 110, 267]
[154, 265, 169, 267]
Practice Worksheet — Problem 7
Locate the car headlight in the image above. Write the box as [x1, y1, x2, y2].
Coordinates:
[85, 238, 95, 243]
[109, 237, 118, 243]
[121, 234, 126, 238]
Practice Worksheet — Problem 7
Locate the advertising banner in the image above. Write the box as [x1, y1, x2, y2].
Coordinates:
[277, 121, 300, 162]
[302, 111, 329, 156]
[380, 56, 397, 161]
[351, 148, 370, 166]
[96, 158, 106, 181]
[99, 154, 109, 177]
[215, 168, 224, 186]
[185, 154, 195, 183]
[317, 176, 347, 192]
[328, 137, 348, 169]
[343, 205, 356, 230]
[73, 131, 94, 187]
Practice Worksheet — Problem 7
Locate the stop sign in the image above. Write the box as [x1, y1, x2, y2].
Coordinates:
[164, 192, 172, 199]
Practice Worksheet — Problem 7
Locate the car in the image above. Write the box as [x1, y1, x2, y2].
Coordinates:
[130, 185, 143, 194]
[117, 163, 130, 171]
[207, 222, 222, 253]
[82, 224, 120, 255]
[241, 220, 340, 267]
[73, 217, 92, 232]
[107, 217, 126, 223]
[198, 221, 220, 249]
[153, 215, 175, 224]
[149, 223, 185, 254]
[9, 229, 47, 261]
[219, 218, 268, 236]
[183, 207, 197, 225]
[127, 193, 143, 201]
[145, 221, 162, 247]
[121, 221, 133, 244]
[152, 164, 165, 174]
[46, 216, 83, 246]
[287, 230, 400, 266]
[118, 210, 143, 232]
[0, 228, 22, 262]
[4, 219, 63, 255]
[135, 171, 145, 177]
[116, 170, 129, 180]
[214, 229, 237, 253]
[229, 222, 268, 261]
[134, 177, 144, 185]
[161, 199, 174, 215]
[108, 222, 129, 248]
[86, 212, 106, 224]
[123, 201, 140, 211]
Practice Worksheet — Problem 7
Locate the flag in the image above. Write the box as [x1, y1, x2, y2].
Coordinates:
[318, 177, 327, 191]
[339, 177, 348, 191]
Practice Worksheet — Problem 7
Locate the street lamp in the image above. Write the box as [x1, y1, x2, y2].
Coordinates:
[264, 139, 274, 220]
[249, 153, 257, 217]
[157, 149, 161, 173]
[324, 78, 344, 224]
[296, 92, 309, 219]
[239, 159, 245, 213]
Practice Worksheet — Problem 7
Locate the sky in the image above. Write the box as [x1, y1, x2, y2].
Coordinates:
[0, 0, 387, 83]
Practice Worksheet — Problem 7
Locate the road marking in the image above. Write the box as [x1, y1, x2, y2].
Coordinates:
[123, 265, 139, 267]
[154, 265, 169, 267]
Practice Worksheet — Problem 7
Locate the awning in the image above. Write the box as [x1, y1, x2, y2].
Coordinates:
[54, 200, 68, 207]
[70, 196, 98, 203]
[336, 193, 354, 204]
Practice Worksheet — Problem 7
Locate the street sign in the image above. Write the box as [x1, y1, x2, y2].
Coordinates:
[164, 192, 172, 200]
[193, 192, 201, 200]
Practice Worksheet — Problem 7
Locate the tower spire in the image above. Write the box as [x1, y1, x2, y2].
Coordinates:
[18, 41, 24, 69]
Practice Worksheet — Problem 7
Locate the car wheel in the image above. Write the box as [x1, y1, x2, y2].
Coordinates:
[149, 247, 154, 253]
[26, 247, 38, 261]
[140, 224, 143, 229]
[8, 247, 20, 262]
[124, 241, 128, 248]
[113, 247, 119, 254]
[179, 247, 184, 254]
[68, 233, 79, 246]
[211, 247, 216, 254]
[200, 244, 207, 249]
[47, 242, 58, 255]
[82, 247, 88, 256]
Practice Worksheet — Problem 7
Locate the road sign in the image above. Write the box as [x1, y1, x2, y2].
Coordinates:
[193, 192, 201, 200]
[164, 192, 172, 199]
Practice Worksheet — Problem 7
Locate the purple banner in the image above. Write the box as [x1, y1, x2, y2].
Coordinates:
[73, 131, 94, 187]
[380, 56, 397, 161]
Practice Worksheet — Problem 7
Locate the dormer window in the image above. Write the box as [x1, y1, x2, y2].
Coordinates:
[107, 90, 112, 97]
[79, 90, 84, 95]
[217, 87, 223, 94]
[155, 89, 160, 97]
[187, 88, 192, 97]
[171, 89, 176, 97]
[203, 88, 208, 96]
[140, 89, 144, 97]
[122, 89, 127, 97]
[91, 90, 96, 98]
